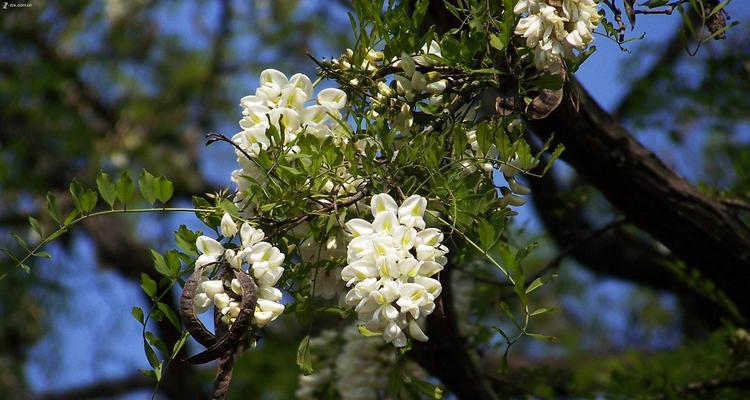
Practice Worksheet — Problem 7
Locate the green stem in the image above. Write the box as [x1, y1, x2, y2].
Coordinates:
[9, 207, 217, 277]
[428, 211, 513, 283]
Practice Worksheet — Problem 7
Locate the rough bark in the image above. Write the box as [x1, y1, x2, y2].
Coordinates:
[528, 78, 750, 318]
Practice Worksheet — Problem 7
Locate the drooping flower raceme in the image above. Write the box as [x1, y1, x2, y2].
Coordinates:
[342, 193, 447, 347]
[193, 213, 286, 328]
[514, 0, 601, 72]
[231, 69, 356, 209]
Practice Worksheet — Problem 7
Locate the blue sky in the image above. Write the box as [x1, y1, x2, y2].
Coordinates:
[23, 1, 749, 396]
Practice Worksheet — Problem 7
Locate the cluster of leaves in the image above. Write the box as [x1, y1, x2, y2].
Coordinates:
[2, 169, 177, 276]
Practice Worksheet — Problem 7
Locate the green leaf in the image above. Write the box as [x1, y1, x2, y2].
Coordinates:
[499, 301, 514, 320]
[357, 325, 382, 337]
[116, 170, 136, 207]
[171, 331, 190, 358]
[153, 176, 174, 204]
[146, 330, 168, 356]
[526, 273, 558, 295]
[96, 171, 117, 208]
[64, 211, 78, 226]
[525, 277, 544, 294]
[542, 144, 565, 175]
[296, 335, 314, 374]
[46, 228, 66, 242]
[28, 216, 43, 237]
[80, 190, 98, 214]
[151, 249, 171, 277]
[46, 192, 62, 225]
[69, 180, 85, 213]
[10, 233, 29, 251]
[138, 368, 158, 381]
[175, 225, 200, 257]
[526, 333, 558, 342]
[530, 307, 555, 317]
[477, 220, 496, 250]
[132, 306, 145, 324]
[157, 302, 181, 330]
[277, 165, 303, 176]
[164, 250, 182, 277]
[387, 367, 403, 396]
[140, 273, 157, 299]
[138, 170, 157, 205]
[143, 340, 161, 369]
[489, 33, 504, 50]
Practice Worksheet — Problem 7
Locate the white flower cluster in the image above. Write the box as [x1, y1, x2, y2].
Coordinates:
[231, 69, 355, 206]
[342, 194, 447, 347]
[192, 213, 286, 327]
[513, 0, 601, 71]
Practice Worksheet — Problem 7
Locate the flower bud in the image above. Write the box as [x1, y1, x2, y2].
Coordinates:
[377, 81, 394, 98]
[425, 79, 447, 95]
[220, 213, 238, 237]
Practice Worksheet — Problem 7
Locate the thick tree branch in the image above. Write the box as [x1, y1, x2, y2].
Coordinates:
[526, 167, 727, 329]
[528, 77, 750, 318]
[410, 257, 498, 400]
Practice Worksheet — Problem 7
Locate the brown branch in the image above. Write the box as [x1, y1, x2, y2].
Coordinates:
[527, 77, 750, 319]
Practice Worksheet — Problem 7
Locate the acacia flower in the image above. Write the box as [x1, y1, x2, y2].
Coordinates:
[342, 193, 447, 347]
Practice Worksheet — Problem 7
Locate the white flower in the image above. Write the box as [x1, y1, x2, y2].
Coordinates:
[254, 298, 285, 327]
[383, 321, 407, 347]
[259, 286, 283, 302]
[260, 68, 289, 88]
[343, 193, 447, 347]
[201, 280, 225, 299]
[317, 88, 348, 110]
[425, 79, 447, 95]
[345, 218, 374, 238]
[214, 292, 232, 309]
[400, 52, 417, 77]
[196, 236, 224, 257]
[240, 223, 265, 248]
[193, 292, 212, 313]
[514, 0, 601, 71]
[233, 69, 357, 210]
[397, 195, 427, 229]
[192, 229, 287, 329]
[370, 193, 398, 216]
[220, 213, 238, 237]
